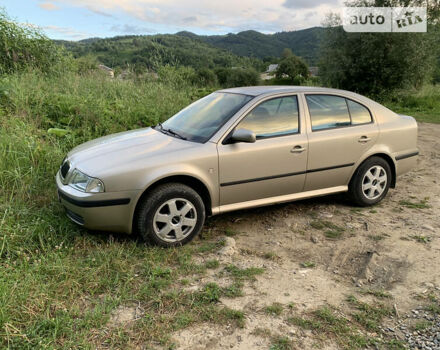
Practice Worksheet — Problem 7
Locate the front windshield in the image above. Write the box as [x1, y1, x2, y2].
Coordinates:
[160, 92, 253, 143]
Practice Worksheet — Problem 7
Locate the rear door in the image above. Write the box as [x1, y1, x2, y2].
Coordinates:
[217, 95, 308, 206]
[302, 94, 379, 191]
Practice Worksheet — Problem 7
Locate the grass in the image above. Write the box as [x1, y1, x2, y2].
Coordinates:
[399, 198, 430, 209]
[413, 320, 432, 331]
[269, 336, 293, 350]
[224, 228, 238, 237]
[300, 261, 316, 268]
[223, 264, 265, 281]
[347, 295, 394, 332]
[205, 259, 220, 269]
[360, 288, 392, 299]
[425, 303, 440, 314]
[252, 328, 294, 350]
[410, 235, 432, 244]
[0, 71, 246, 348]
[287, 299, 404, 350]
[265, 303, 283, 316]
[310, 220, 345, 239]
[381, 84, 440, 124]
[287, 316, 322, 330]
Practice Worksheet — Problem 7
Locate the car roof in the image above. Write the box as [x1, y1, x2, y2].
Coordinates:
[218, 86, 362, 98]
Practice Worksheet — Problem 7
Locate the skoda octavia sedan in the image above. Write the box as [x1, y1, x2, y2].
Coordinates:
[56, 86, 418, 246]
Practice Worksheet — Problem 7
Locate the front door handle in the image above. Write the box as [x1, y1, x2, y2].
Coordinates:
[291, 145, 306, 153]
[358, 136, 371, 143]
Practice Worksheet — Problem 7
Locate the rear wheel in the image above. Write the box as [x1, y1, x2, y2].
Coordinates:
[349, 157, 391, 206]
[136, 183, 205, 247]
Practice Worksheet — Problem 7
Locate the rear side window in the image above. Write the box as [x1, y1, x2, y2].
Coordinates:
[306, 95, 351, 131]
[306, 94, 372, 131]
[347, 99, 372, 125]
[238, 96, 299, 139]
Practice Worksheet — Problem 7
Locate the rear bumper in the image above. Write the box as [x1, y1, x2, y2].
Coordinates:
[56, 171, 139, 233]
[395, 150, 419, 177]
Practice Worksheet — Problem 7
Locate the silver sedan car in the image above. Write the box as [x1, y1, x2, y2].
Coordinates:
[56, 86, 418, 246]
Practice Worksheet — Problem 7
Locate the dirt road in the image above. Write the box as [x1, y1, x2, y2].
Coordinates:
[173, 122, 440, 349]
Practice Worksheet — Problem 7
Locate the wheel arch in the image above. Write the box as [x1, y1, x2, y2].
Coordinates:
[350, 153, 396, 188]
[132, 174, 213, 233]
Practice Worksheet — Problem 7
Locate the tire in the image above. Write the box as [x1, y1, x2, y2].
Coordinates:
[349, 156, 392, 207]
[136, 183, 205, 247]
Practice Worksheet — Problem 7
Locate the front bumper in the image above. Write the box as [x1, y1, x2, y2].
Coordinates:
[56, 171, 139, 233]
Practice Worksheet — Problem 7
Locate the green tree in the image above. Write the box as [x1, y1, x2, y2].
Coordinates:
[195, 68, 218, 86]
[216, 67, 260, 87]
[276, 55, 309, 83]
[319, 0, 438, 95]
[281, 48, 293, 59]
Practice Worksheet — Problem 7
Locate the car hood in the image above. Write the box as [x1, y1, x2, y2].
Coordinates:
[67, 127, 195, 175]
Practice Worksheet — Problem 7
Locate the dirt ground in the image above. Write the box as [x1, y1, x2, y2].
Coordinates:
[172, 122, 440, 349]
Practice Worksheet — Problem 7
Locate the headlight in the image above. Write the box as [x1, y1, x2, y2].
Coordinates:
[68, 169, 105, 193]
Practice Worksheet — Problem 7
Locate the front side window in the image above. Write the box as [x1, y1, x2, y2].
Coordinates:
[306, 95, 351, 131]
[237, 96, 299, 139]
[161, 92, 253, 143]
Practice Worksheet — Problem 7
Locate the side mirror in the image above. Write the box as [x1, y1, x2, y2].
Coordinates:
[230, 128, 256, 143]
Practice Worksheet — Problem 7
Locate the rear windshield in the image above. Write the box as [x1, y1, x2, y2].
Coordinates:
[160, 92, 253, 143]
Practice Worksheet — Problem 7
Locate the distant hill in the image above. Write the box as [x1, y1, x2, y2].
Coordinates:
[58, 34, 263, 71]
[177, 27, 325, 64]
[58, 27, 324, 71]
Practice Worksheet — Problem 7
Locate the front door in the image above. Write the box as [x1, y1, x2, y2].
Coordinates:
[217, 95, 308, 206]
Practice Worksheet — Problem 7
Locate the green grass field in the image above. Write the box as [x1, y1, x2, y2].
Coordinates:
[381, 85, 440, 124]
[0, 71, 245, 348]
[0, 71, 439, 348]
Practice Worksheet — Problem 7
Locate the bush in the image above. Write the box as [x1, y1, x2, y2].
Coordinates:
[194, 68, 218, 86]
[0, 9, 73, 74]
[157, 65, 197, 87]
[215, 67, 260, 87]
[74, 55, 99, 74]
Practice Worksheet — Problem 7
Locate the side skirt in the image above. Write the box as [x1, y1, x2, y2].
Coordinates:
[211, 186, 348, 215]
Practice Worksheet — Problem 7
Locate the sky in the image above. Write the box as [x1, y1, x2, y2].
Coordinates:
[1, 0, 345, 40]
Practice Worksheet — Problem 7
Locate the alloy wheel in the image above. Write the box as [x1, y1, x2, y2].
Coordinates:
[362, 165, 387, 200]
[152, 198, 197, 243]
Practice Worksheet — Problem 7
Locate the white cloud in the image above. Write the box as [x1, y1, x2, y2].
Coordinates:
[110, 23, 153, 34]
[38, 2, 60, 11]
[42, 25, 91, 39]
[283, 0, 339, 9]
[43, 0, 346, 32]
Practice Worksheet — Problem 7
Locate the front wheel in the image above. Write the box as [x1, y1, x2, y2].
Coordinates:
[349, 157, 392, 206]
[136, 183, 205, 247]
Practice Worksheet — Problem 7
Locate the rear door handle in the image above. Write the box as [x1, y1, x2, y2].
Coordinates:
[291, 145, 306, 153]
[358, 136, 371, 143]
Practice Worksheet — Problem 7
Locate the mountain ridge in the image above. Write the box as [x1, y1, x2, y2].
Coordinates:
[58, 27, 325, 69]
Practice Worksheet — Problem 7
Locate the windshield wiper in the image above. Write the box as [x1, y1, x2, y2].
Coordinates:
[163, 128, 187, 140]
[154, 123, 187, 140]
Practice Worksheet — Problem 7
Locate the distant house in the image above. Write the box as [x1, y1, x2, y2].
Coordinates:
[261, 64, 279, 80]
[308, 66, 319, 77]
[98, 64, 114, 78]
[266, 64, 279, 73]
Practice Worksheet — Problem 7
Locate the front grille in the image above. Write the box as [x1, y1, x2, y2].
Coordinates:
[60, 160, 70, 179]
[65, 208, 84, 225]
